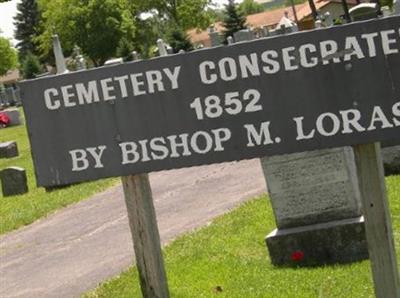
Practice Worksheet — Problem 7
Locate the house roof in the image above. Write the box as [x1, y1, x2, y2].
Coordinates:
[188, 0, 359, 45]
[0, 69, 20, 85]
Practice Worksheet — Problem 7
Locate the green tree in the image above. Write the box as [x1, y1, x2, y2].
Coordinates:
[21, 52, 41, 79]
[116, 37, 134, 61]
[37, 0, 136, 66]
[13, 0, 41, 60]
[238, 0, 265, 16]
[167, 28, 193, 53]
[133, 0, 212, 30]
[222, 0, 247, 43]
[0, 37, 18, 76]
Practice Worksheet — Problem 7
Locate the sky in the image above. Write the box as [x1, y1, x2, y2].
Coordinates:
[0, 0, 242, 46]
[0, 0, 19, 45]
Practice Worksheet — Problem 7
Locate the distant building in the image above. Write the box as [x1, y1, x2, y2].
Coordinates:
[0, 69, 20, 88]
[188, 0, 359, 47]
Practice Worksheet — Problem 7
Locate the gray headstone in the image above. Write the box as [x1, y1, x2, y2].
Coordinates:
[382, 145, 400, 175]
[233, 29, 253, 42]
[262, 26, 270, 37]
[132, 51, 139, 61]
[209, 31, 221, 47]
[0, 141, 19, 158]
[266, 216, 368, 266]
[315, 20, 323, 28]
[394, 0, 400, 14]
[349, 3, 379, 21]
[324, 12, 333, 27]
[2, 108, 21, 126]
[261, 147, 362, 229]
[157, 39, 168, 57]
[52, 34, 68, 74]
[1, 167, 28, 197]
[5, 88, 16, 105]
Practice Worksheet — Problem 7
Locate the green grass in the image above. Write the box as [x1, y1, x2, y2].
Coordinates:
[0, 112, 118, 234]
[85, 176, 400, 298]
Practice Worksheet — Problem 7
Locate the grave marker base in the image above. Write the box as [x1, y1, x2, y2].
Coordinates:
[266, 216, 368, 267]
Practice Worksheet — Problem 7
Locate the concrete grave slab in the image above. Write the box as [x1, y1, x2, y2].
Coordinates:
[0, 141, 19, 158]
[1, 167, 28, 197]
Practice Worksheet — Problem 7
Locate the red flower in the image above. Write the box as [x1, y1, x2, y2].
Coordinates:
[291, 250, 304, 262]
[0, 112, 10, 128]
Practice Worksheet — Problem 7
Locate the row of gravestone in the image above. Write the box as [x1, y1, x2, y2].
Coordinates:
[0, 141, 28, 197]
[0, 87, 22, 108]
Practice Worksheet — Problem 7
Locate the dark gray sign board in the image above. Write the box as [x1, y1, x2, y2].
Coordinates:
[20, 16, 400, 187]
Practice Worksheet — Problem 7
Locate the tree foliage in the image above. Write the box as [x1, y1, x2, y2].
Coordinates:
[133, 0, 213, 30]
[116, 37, 134, 61]
[21, 52, 42, 79]
[238, 0, 265, 16]
[37, 0, 135, 66]
[222, 0, 247, 43]
[34, 0, 213, 64]
[14, 0, 41, 60]
[167, 28, 194, 53]
[0, 37, 18, 76]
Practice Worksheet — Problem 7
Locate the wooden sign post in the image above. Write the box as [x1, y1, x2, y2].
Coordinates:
[354, 143, 400, 297]
[122, 43, 170, 298]
[121, 174, 169, 297]
[20, 16, 400, 298]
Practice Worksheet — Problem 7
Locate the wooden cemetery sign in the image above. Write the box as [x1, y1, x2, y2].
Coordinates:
[20, 16, 399, 298]
[21, 17, 399, 187]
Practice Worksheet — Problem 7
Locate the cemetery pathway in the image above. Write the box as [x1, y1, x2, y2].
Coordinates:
[0, 159, 267, 298]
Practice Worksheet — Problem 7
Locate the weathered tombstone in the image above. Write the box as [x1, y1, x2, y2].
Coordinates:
[349, 3, 379, 21]
[233, 29, 254, 42]
[0, 141, 19, 158]
[394, 0, 400, 14]
[1, 167, 28, 197]
[73, 46, 87, 71]
[382, 145, 400, 175]
[262, 26, 270, 37]
[276, 14, 298, 33]
[233, 21, 367, 267]
[4, 87, 17, 106]
[323, 12, 333, 27]
[14, 88, 22, 106]
[315, 19, 323, 28]
[1, 108, 22, 126]
[263, 148, 368, 266]
[52, 34, 68, 74]
[208, 26, 221, 47]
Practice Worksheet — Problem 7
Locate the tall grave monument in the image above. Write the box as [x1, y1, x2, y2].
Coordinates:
[231, 20, 368, 267]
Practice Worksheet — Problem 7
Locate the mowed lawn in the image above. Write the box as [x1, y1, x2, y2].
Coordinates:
[0, 114, 118, 235]
[85, 176, 400, 298]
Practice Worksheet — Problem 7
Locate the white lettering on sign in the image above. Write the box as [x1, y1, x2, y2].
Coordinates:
[44, 66, 181, 110]
[189, 89, 262, 120]
[117, 128, 232, 165]
[244, 122, 276, 147]
[42, 27, 400, 114]
[69, 146, 107, 172]
[198, 28, 400, 85]
[294, 101, 400, 140]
